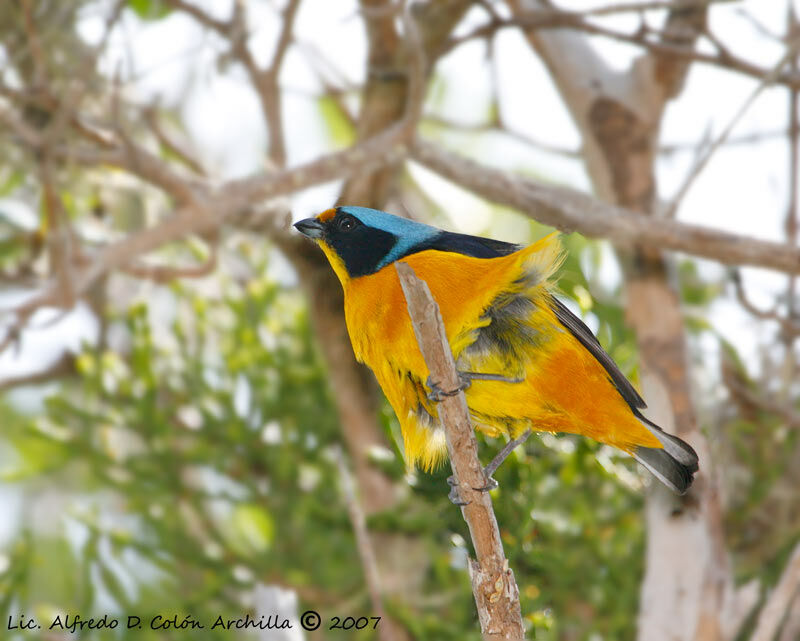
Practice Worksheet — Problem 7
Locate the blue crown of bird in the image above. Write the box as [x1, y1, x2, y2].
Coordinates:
[295, 206, 698, 495]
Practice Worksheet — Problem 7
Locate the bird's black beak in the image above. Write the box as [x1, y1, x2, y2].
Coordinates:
[293, 218, 324, 239]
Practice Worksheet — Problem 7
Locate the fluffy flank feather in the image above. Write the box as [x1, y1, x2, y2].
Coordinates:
[520, 232, 565, 287]
[402, 416, 449, 471]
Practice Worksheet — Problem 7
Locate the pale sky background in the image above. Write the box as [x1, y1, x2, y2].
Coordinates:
[1, 0, 798, 390]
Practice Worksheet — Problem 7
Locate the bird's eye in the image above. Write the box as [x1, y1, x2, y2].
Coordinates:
[337, 215, 357, 231]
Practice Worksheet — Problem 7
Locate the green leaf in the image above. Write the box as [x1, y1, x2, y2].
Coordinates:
[230, 503, 274, 555]
[0, 170, 24, 196]
[317, 96, 355, 147]
[128, 0, 171, 20]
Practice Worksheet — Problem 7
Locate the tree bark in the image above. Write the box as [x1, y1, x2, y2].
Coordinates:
[397, 262, 525, 641]
[506, 1, 733, 639]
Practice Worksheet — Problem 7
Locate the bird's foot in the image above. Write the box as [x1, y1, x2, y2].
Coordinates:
[475, 475, 500, 493]
[426, 371, 524, 403]
[446, 475, 470, 506]
[446, 474, 498, 506]
[426, 374, 471, 402]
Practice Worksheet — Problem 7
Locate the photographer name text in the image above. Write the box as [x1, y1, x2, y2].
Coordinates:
[8, 610, 378, 633]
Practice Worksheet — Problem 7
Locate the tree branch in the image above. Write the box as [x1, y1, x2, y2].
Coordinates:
[664, 38, 800, 218]
[411, 138, 800, 274]
[750, 542, 800, 641]
[335, 449, 396, 641]
[395, 262, 524, 641]
[0, 352, 76, 391]
[444, 7, 800, 89]
[0, 121, 410, 356]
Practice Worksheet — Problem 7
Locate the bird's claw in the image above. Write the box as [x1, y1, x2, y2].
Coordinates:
[475, 474, 499, 493]
[446, 474, 499, 506]
[426, 371, 524, 403]
[426, 374, 471, 402]
[446, 475, 470, 506]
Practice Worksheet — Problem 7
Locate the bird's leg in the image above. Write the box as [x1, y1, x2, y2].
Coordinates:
[445, 430, 533, 503]
[475, 429, 533, 492]
[429, 372, 527, 502]
[426, 371, 524, 402]
[460, 371, 525, 385]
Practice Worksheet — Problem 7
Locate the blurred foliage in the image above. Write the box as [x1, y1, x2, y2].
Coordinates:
[0, 227, 657, 641]
[0, 196, 798, 640]
[0, 227, 664, 641]
[127, 0, 173, 21]
[1, 202, 796, 641]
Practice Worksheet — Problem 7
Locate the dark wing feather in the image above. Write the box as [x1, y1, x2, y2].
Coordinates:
[410, 231, 521, 259]
[551, 297, 646, 411]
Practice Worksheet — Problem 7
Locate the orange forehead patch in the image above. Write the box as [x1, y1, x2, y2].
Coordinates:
[317, 208, 337, 222]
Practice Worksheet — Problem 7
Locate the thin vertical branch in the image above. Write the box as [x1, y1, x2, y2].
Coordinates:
[750, 542, 800, 641]
[166, 0, 301, 167]
[783, 3, 800, 391]
[778, 590, 800, 641]
[395, 262, 525, 641]
[256, 0, 301, 167]
[335, 449, 396, 641]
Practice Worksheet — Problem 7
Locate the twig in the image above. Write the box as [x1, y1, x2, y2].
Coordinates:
[166, 0, 228, 30]
[778, 590, 800, 641]
[659, 129, 788, 155]
[395, 263, 525, 641]
[664, 37, 800, 218]
[14, 1, 126, 314]
[334, 449, 396, 641]
[167, 0, 301, 166]
[750, 542, 800, 641]
[0, 353, 76, 391]
[423, 114, 582, 158]
[442, 9, 800, 89]
[784, 4, 800, 385]
[1, 98, 206, 206]
[230, 120, 411, 204]
[20, 0, 47, 86]
[39, 153, 75, 305]
[411, 138, 800, 274]
[722, 371, 800, 429]
[735, 7, 784, 43]
[567, 0, 737, 17]
[143, 106, 206, 176]
[0, 290, 59, 355]
[249, 0, 301, 166]
[730, 269, 800, 337]
[426, 113, 788, 158]
[120, 252, 218, 283]
[0, 120, 411, 346]
[400, 6, 427, 127]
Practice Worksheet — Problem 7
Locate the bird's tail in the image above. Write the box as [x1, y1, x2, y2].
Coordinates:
[632, 416, 699, 494]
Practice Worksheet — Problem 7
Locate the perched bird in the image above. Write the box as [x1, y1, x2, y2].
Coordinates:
[294, 206, 698, 494]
